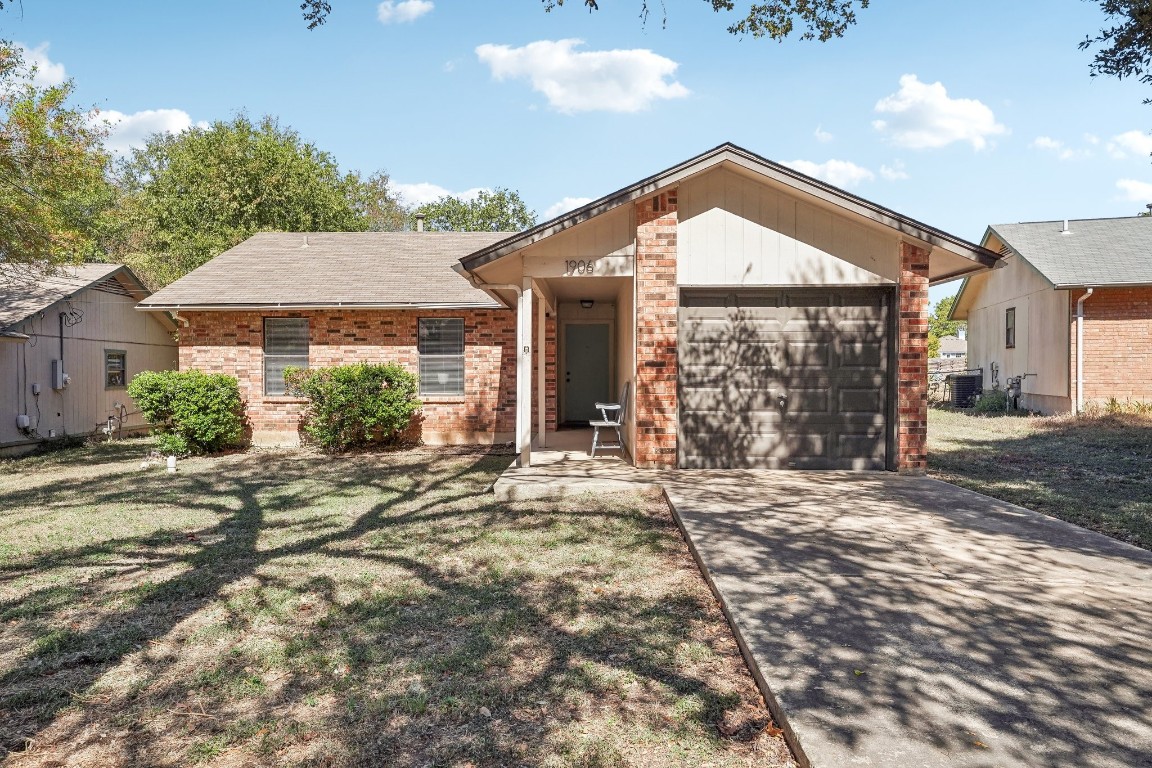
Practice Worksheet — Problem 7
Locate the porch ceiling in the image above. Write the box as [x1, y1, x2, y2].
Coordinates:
[539, 275, 631, 302]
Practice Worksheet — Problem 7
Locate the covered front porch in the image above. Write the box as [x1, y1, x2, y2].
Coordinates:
[455, 226, 639, 469]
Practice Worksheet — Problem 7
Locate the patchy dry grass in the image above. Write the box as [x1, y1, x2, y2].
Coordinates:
[0, 440, 792, 767]
[928, 409, 1152, 550]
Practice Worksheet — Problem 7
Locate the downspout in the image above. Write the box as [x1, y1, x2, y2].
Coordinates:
[1075, 287, 1094, 414]
[456, 268, 530, 462]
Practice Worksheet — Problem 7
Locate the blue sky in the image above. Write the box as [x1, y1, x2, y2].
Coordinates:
[5, 0, 1151, 302]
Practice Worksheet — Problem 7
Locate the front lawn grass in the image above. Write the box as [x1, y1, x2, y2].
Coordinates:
[928, 409, 1152, 550]
[0, 441, 792, 767]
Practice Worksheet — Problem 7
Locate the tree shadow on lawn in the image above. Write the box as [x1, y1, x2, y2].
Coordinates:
[0, 448, 785, 767]
[667, 469, 1152, 768]
[928, 413, 1152, 549]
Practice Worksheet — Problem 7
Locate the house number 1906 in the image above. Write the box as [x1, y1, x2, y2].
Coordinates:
[564, 259, 597, 275]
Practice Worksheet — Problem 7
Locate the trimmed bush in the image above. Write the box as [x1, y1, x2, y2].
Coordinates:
[971, 390, 1008, 415]
[285, 363, 420, 453]
[127, 370, 245, 455]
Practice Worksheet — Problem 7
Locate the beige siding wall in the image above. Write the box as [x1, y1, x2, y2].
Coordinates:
[964, 254, 1070, 407]
[2, 288, 177, 447]
[521, 206, 634, 278]
[615, 278, 636, 455]
[677, 167, 900, 286]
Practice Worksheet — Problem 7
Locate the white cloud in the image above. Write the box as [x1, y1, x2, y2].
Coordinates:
[784, 159, 875, 189]
[377, 0, 433, 24]
[1030, 135, 1089, 161]
[879, 161, 910, 181]
[14, 41, 66, 88]
[543, 196, 594, 220]
[1107, 130, 1152, 159]
[872, 74, 1006, 150]
[475, 39, 689, 114]
[1116, 178, 1152, 203]
[393, 182, 486, 207]
[1084, 133, 1100, 146]
[814, 125, 833, 143]
[95, 108, 205, 155]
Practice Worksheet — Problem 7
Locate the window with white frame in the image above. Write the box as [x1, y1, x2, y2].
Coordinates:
[1005, 307, 1016, 349]
[418, 318, 465, 396]
[264, 318, 309, 395]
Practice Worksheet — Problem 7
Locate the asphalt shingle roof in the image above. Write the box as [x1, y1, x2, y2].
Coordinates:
[0, 263, 123, 331]
[138, 232, 513, 310]
[988, 216, 1152, 288]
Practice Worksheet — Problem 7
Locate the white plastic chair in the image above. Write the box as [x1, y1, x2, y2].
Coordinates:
[590, 381, 630, 457]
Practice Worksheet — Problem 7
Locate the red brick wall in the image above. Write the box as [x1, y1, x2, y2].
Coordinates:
[1070, 287, 1152, 405]
[896, 242, 930, 474]
[179, 308, 517, 443]
[634, 191, 679, 468]
[531, 312, 559, 432]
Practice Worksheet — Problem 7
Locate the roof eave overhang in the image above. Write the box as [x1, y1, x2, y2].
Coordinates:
[135, 301, 504, 312]
[459, 142, 1002, 273]
[1052, 280, 1152, 290]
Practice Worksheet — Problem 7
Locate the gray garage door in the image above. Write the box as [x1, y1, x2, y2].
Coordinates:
[678, 288, 890, 469]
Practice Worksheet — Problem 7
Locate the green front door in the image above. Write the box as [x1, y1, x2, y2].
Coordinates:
[563, 323, 611, 424]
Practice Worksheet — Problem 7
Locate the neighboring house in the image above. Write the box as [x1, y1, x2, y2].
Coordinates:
[937, 335, 967, 359]
[951, 216, 1152, 414]
[1, 264, 178, 454]
[138, 143, 1000, 471]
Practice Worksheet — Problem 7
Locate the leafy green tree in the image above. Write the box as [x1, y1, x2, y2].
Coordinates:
[113, 114, 403, 287]
[348, 169, 410, 232]
[0, 42, 113, 270]
[415, 188, 536, 232]
[544, 0, 869, 41]
[1081, 0, 1152, 96]
[928, 295, 963, 360]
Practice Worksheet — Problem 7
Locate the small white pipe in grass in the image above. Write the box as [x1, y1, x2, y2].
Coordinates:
[167, 455, 177, 473]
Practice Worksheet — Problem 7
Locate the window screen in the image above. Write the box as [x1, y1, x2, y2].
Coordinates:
[105, 350, 126, 388]
[264, 318, 309, 396]
[1005, 307, 1016, 349]
[418, 318, 465, 396]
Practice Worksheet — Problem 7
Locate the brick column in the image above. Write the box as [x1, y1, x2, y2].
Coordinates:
[634, 191, 679, 468]
[897, 242, 930, 474]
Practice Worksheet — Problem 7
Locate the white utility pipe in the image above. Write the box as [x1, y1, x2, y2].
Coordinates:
[1075, 287, 1094, 414]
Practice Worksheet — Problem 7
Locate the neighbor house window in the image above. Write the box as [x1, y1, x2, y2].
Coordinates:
[1005, 307, 1016, 349]
[418, 318, 465, 396]
[105, 350, 126, 388]
[264, 318, 309, 396]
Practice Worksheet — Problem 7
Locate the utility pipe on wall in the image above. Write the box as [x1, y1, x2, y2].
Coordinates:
[1075, 287, 1094, 414]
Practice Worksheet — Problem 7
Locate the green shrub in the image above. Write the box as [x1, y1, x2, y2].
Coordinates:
[971, 390, 1008, 415]
[127, 370, 245, 455]
[284, 363, 420, 453]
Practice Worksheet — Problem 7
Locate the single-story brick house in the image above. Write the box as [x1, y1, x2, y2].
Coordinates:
[951, 216, 1152, 414]
[139, 143, 1001, 471]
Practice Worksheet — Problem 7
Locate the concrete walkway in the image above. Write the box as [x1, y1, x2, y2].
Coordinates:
[494, 459, 1152, 767]
[663, 472, 1152, 768]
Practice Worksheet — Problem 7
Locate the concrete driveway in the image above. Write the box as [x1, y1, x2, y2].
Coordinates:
[662, 472, 1152, 768]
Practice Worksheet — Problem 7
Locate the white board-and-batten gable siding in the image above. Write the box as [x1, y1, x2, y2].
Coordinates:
[677, 167, 899, 287]
[961, 248, 1071, 403]
[520, 205, 635, 279]
[1, 285, 178, 448]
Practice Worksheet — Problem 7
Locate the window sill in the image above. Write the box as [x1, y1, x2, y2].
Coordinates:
[262, 396, 308, 403]
[421, 395, 467, 404]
